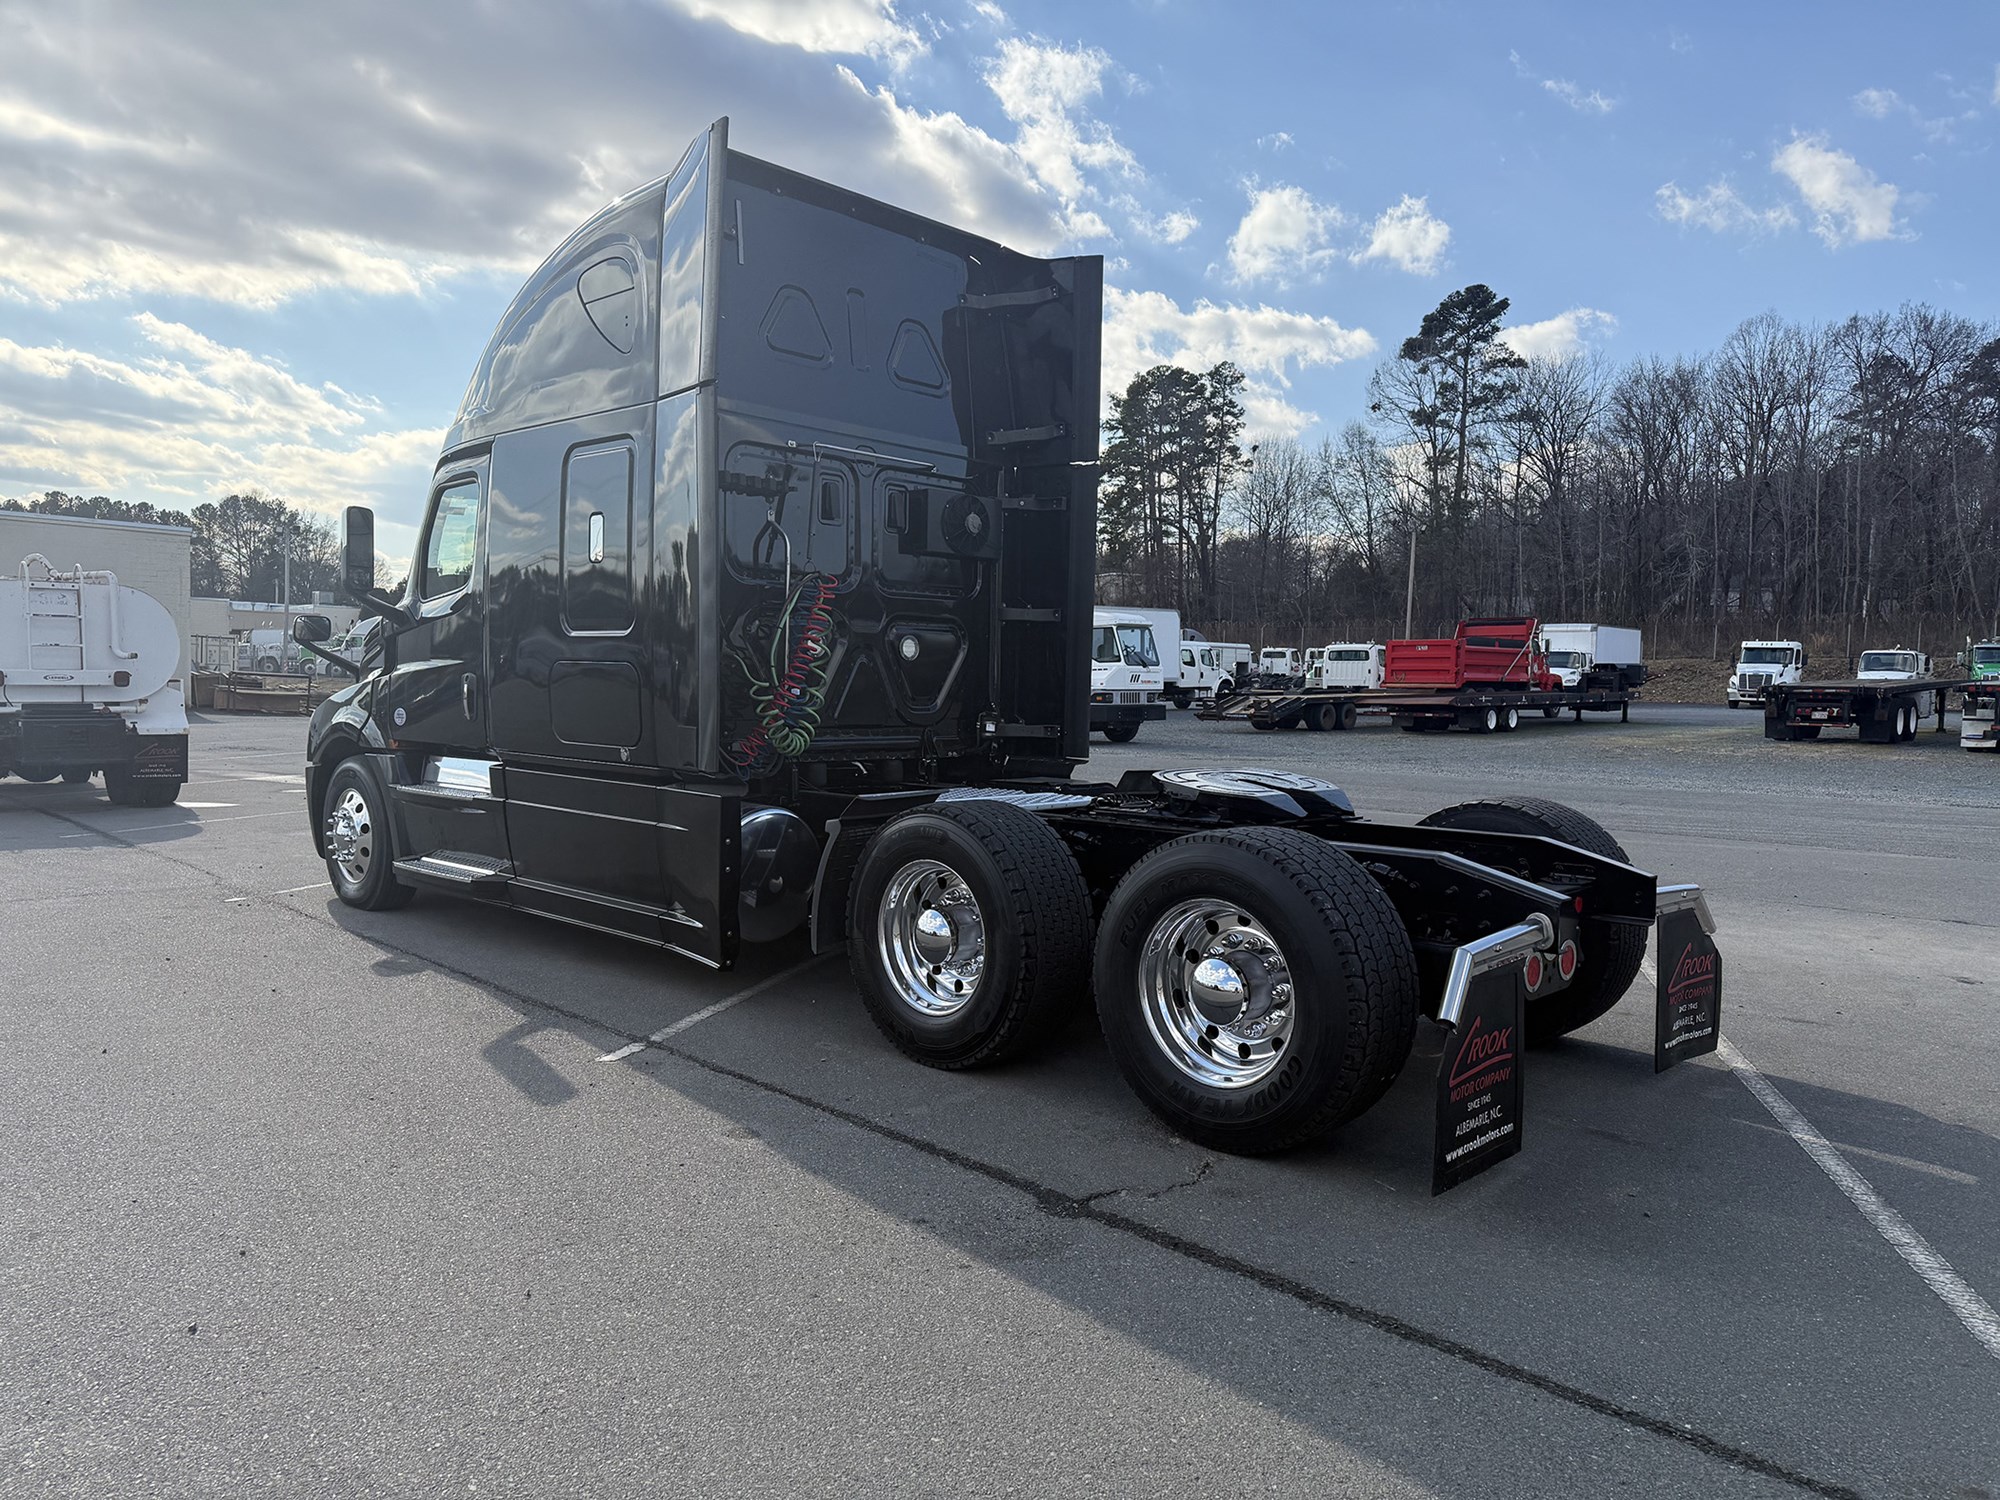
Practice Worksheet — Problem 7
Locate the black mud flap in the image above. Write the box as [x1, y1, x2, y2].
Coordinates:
[1654, 903, 1722, 1072]
[130, 734, 189, 781]
[1432, 967, 1525, 1195]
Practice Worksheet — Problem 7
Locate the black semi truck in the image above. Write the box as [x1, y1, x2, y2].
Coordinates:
[298, 120, 1719, 1171]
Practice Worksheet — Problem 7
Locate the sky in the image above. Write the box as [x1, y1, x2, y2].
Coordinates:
[1, 0, 1996, 561]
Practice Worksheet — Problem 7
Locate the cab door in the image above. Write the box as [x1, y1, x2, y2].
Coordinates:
[380, 459, 489, 753]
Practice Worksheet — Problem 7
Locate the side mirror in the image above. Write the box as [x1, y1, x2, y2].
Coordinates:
[342, 506, 376, 599]
[292, 614, 332, 645]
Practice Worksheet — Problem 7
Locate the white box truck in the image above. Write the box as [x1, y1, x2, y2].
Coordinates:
[1541, 624, 1644, 691]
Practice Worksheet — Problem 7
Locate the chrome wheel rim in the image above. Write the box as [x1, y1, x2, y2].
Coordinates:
[877, 858, 986, 1018]
[325, 785, 375, 886]
[1138, 899, 1295, 1089]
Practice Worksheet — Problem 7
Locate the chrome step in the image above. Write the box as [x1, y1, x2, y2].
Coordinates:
[393, 852, 514, 890]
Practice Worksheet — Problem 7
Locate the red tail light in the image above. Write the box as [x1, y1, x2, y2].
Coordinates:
[1523, 952, 1546, 992]
[1557, 940, 1579, 981]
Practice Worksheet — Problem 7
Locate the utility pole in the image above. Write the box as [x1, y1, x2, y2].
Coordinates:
[1404, 528, 1418, 637]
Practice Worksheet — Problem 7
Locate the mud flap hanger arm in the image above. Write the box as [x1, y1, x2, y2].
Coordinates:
[1655, 882, 1715, 933]
[1436, 917, 1553, 1028]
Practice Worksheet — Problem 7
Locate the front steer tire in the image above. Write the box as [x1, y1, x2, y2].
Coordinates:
[849, 800, 1091, 1070]
[1417, 796, 1647, 1044]
[1092, 828, 1419, 1156]
[322, 759, 414, 911]
[1102, 723, 1141, 743]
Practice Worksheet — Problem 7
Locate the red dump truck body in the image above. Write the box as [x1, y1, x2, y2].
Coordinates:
[1385, 617, 1552, 689]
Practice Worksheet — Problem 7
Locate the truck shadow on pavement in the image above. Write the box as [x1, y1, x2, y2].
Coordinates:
[307, 889, 2000, 1498]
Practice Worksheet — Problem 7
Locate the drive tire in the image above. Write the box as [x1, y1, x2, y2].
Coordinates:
[1092, 828, 1419, 1155]
[104, 771, 180, 807]
[1499, 706, 1520, 732]
[1305, 701, 1339, 732]
[61, 769, 92, 784]
[322, 759, 414, 911]
[1417, 797, 1647, 1044]
[1102, 723, 1141, 743]
[850, 800, 1090, 1070]
[14, 766, 59, 783]
[1543, 706, 1562, 719]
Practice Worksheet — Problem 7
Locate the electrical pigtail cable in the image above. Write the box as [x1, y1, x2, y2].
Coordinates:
[725, 572, 837, 777]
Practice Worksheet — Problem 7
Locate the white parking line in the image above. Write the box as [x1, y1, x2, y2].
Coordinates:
[597, 954, 833, 1062]
[1639, 952, 2000, 1357]
[269, 881, 333, 897]
[1717, 1037, 2000, 1360]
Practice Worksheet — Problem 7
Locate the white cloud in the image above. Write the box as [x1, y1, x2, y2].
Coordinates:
[1542, 78, 1616, 114]
[1654, 179, 1796, 235]
[0, 1, 1098, 308]
[1256, 131, 1294, 152]
[982, 38, 1137, 201]
[1770, 134, 1905, 246]
[1132, 208, 1199, 244]
[1498, 308, 1616, 362]
[0, 320, 437, 517]
[1852, 87, 1902, 119]
[664, 0, 925, 66]
[1225, 185, 1346, 285]
[1103, 286, 1375, 438]
[1351, 195, 1450, 275]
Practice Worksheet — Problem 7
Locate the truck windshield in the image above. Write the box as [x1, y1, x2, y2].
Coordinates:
[1118, 625, 1158, 667]
[1740, 647, 1791, 665]
[1545, 651, 1583, 668]
[1974, 645, 2000, 667]
[1858, 652, 1913, 674]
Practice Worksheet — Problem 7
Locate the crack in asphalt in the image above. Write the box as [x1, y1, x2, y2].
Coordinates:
[30, 795, 1864, 1500]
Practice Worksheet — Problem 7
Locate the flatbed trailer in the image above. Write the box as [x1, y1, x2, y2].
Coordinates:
[1198, 681, 1637, 734]
[1762, 677, 1968, 743]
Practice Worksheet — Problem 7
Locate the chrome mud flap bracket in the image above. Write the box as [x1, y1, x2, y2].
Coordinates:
[1431, 918, 1545, 1196]
[1653, 883, 1721, 1073]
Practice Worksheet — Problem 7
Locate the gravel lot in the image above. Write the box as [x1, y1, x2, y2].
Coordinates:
[2, 704, 1995, 1499]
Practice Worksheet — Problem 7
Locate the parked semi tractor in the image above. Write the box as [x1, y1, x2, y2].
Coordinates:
[1728, 640, 1806, 707]
[1854, 647, 1936, 719]
[0, 553, 188, 803]
[296, 119, 1720, 1176]
[1968, 640, 1999, 682]
[1964, 679, 1999, 752]
[1541, 624, 1644, 692]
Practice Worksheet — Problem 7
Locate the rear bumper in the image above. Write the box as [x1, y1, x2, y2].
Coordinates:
[0, 712, 187, 778]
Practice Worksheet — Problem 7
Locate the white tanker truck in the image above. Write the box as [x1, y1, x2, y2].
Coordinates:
[0, 554, 188, 805]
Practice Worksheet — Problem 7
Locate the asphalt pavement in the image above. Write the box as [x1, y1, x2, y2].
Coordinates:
[2, 703, 1995, 1499]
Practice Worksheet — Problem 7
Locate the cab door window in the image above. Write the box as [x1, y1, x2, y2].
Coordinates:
[419, 479, 481, 600]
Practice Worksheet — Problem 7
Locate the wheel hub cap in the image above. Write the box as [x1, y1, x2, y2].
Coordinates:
[325, 787, 373, 883]
[879, 859, 986, 1018]
[1139, 900, 1295, 1088]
